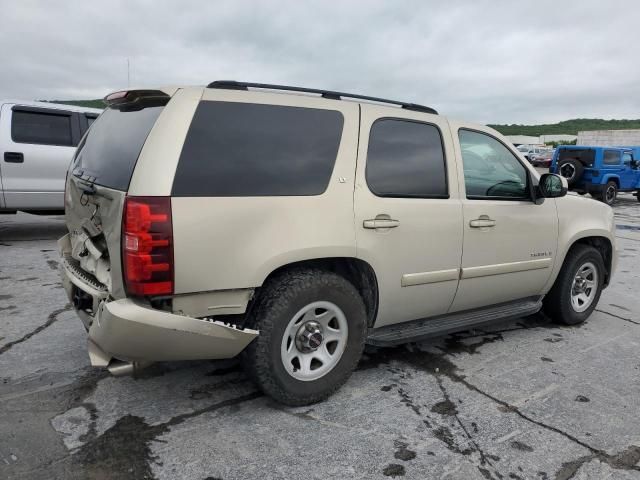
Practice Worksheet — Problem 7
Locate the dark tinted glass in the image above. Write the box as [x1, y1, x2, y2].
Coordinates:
[72, 106, 163, 191]
[172, 101, 344, 196]
[603, 150, 621, 165]
[365, 119, 447, 197]
[12, 111, 73, 146]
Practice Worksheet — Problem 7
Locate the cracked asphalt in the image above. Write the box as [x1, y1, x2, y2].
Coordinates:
[1, 194, 640, 480]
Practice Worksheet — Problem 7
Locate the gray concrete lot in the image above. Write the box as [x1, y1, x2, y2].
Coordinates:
[1, 195, 639, 480]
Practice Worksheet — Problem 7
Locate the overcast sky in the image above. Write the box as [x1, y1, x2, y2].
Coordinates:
[1, 0, 638, 124]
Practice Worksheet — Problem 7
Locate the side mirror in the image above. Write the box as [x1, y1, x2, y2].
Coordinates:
[538, 173, 567, 198]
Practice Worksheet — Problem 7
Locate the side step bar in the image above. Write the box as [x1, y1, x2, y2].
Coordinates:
[366, 297, 543, 347]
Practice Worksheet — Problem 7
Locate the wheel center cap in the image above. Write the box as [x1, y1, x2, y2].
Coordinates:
[296, 321, 323, 352]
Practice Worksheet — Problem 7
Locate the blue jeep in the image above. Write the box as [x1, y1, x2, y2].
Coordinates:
[550, 145, 640, 205]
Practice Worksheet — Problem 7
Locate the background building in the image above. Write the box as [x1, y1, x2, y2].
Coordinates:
[506, 134, 577, 146]
[577, 129, 640, 146]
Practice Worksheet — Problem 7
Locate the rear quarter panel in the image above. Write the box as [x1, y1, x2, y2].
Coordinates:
[165, 90, 360, 294]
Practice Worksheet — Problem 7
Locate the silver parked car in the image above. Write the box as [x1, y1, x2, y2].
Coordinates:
[0, 100, 102, 213]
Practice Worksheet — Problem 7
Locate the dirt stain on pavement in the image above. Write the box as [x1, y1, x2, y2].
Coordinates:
[510, 441, 534, 452]
[394, 440, 416, 461]
[71, 392, 262, 479]
[382, 463, 405, 477]
[430, 399, 458, 416]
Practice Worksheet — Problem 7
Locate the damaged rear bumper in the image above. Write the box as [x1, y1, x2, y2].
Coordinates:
[86, 298, 258, 366]
[58, 234, 258, 368]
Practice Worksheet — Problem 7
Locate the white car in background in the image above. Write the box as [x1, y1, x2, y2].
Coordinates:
[516, 145, 548, 162]
[0, 100, 102, 214]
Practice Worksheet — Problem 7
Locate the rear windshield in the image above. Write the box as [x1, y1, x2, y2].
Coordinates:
[71, 106, 163, 191]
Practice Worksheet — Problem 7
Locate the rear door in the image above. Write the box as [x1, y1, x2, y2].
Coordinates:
[354, 105, 463, 327]
[449, 123, 557, 312]
[1, 104, 80, 209]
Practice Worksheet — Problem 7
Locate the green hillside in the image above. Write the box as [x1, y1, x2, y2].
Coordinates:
[489, 118, 640, 136]
[43, 99, 105, 109]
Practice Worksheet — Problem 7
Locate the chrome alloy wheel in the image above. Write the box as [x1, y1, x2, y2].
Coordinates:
[280, 301, 348, 381]
[605, 184, 616, 204]
[570, 262, 598, 313]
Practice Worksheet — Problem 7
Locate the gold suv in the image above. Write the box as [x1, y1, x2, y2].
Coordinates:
[59, 82, 617, 405]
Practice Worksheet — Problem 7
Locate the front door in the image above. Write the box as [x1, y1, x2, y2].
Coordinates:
[1, 104, 79, 209]
[354, 105, 463, 328]
[449, 125, 558, 312]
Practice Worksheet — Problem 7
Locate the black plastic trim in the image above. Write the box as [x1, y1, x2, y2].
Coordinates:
[207, 80, 438, 115]
[367, 297, 543, 346]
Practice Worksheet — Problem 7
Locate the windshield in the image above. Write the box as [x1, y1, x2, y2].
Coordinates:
[71, 106, 164, 191]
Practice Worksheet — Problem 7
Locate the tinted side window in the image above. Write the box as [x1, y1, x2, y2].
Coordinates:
[365, 119, 447, 198]
[603, 150, 621, 165]
[172, 102, 344, 196]
[11, 110, 73, 146]
[459, 129, 528, 199]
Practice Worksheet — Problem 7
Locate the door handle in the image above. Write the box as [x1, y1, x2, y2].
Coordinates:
[469, 216, 496, 228]
[363, 216, 400, 229]
[4, 152, 24, 163]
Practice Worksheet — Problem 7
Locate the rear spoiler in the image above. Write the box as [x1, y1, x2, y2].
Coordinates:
[104, 90, 170, 111]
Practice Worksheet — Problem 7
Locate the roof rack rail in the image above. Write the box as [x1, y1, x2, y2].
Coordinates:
[206, 80, 438, 115]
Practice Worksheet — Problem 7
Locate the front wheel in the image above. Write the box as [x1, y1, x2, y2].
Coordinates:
[543, 245, 605, 325]
[242, 269, 367, 406]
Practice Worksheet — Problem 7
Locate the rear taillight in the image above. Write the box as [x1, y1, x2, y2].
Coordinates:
[122, 196, 173, 296]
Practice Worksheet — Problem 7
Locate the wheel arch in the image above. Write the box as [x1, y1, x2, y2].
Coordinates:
[252, 257, 379, 327]
[602, 175, 620, 188]
[549, 235, 613, 291]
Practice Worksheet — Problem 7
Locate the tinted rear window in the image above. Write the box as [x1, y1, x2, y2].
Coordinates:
[366, 119, 447, 198]
[172, 101, 344, 196]
[12, 110, 74, 146]
[72, 106, 163, 191]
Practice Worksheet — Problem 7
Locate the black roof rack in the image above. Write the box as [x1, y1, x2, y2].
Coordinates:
[207, 80, 438, 115]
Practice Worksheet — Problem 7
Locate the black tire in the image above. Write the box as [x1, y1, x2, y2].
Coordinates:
[597, 180, 617, 205]
[242, 268, 367, 406]
[543, 245, 605, 325]
[557, 158, 584, 187]
[636, 191, 640, 202]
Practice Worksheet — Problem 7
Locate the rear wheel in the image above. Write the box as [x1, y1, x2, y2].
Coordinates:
[543, 245, 604, 325]
[598, 181, 617, 205]
[242, 269, 367, 406]
[558, 158, 583, 187]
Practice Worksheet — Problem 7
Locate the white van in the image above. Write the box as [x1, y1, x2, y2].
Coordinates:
[0, 100, 102, 213]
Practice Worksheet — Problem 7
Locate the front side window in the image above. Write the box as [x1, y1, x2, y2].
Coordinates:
[603, 150, 621, 165]
[11, 110, 73, 146]
[172, 101, 344, 196]
[623, 153, 632, 164]
[459, 129, 528, 199]
[365, 119, 447, 198]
